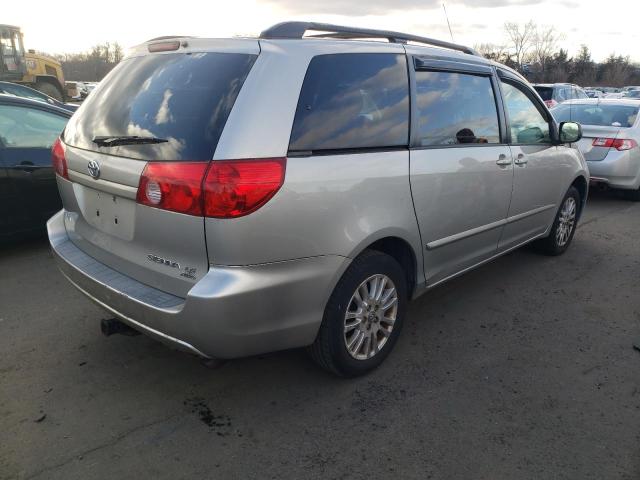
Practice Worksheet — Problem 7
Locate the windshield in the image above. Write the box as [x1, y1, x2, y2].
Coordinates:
[552, 103, 639, 128]
[63, 51, 257, 161]
[534, 86, 553, 101]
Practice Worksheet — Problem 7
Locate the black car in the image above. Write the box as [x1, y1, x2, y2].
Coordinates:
[0, 94, 72, 238]
[0, 81, 78, 113]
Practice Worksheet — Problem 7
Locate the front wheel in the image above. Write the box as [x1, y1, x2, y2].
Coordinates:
[534, 186, 581, 256]
[308, 250, 407, 377]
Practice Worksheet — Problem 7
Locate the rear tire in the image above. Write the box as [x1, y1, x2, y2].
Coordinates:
[35, 81, 63, 102]
[534, 186, 580, 256]
[309, 250, 407, 377]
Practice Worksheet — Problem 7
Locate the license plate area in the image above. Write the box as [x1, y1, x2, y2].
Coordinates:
[72, 184, 136, 241]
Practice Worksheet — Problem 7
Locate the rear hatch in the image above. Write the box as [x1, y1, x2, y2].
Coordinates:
[59, 39, 258, 297]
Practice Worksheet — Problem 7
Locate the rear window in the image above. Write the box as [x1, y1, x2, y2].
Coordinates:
[534, 86, 553, 101]
[63, 52, 256, 161]
[289, 53, 409, 152]
[552, 104, 639, 128]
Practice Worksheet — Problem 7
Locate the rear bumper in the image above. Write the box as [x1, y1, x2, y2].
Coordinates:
[587, 151, 640, 190]
[48, 210, 349, 359]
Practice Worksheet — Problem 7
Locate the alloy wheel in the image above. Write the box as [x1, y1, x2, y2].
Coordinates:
[343, 274, 398, 360]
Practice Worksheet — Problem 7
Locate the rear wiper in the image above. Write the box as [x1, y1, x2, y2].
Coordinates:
[93, 135, 169, 147]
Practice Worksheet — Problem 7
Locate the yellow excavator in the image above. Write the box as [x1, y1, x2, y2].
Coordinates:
[1, 24, 66, 101]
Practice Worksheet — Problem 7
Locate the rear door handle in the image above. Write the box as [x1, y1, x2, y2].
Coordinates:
[514, 154, 528, 165]
[496, 154, 512, 166]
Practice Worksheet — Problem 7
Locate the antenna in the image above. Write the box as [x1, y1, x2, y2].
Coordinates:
[442, 2, 454, 42]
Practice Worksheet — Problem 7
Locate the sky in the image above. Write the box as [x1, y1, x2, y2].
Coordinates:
[5, 0, 639, 62]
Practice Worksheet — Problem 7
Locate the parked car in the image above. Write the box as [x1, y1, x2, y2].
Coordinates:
[48, 22, 588, 376]
[533, 83, 589, 108]
[584, 88, 604, 99]
[0, 81, 78, 112]
[0, 94, 71, 238]
[624, 90, 640, 99]
[551, 99, 640, 199]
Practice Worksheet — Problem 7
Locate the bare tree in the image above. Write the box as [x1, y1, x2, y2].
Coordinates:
[112, 43, 124, 63]
[531, 25, 564, 81]
[475, 43, 510, 63]
[504, 21, 536, 71]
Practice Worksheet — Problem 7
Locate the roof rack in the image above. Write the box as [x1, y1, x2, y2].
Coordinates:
[259, 22, 480, 56]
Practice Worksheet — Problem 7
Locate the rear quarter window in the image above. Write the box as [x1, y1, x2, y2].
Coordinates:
[289, 53, 409, 152]
[63, 52, 257, 161]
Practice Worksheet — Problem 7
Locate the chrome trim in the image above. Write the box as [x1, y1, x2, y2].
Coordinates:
[426, 217, 507, 250]
[426, 204, 555, 250]
[60, 271, 210, 359]
[426, 231, 548, 289]
[505, 204, 555, 224]
[589, 176, 609, 184]
[68, 170, 138, 199]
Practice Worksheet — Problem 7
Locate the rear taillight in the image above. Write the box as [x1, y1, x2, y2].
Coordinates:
[592, 138, 638, 151]
[545, 99, 558, 108]
[136, 158, 286, 218]
[52, 138, 68, 179]
[203, 158, 286, 218]
[136, 162, 209, 216]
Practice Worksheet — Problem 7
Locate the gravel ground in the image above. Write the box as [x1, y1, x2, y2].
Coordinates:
[1, 190, 639, 480]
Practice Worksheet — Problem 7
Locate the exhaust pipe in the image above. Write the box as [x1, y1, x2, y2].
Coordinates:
[100, 318, 141, 337]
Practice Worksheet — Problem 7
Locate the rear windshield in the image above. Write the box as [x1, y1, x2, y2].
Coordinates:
[552, 104, 639, 128]
[534, 86, 553, 101]
[63, 52, 256, 161]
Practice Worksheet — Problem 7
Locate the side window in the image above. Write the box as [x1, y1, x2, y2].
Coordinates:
[1, 34, 18, 72]
[0, 105, 68, 148]
[414, 71, 500, 146]
[289, 53, 409, 152]
[500, 82, 551, 144]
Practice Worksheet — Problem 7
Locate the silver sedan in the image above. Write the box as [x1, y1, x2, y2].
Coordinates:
[552, 99, 640, 200]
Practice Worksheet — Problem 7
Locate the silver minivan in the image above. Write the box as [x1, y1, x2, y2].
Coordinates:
[48, 22, 588, 376]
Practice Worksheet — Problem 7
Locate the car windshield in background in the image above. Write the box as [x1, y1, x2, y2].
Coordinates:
[63, 52, 257, 161]
[534, 87, 553, 101]
[552, 104, 639, 128]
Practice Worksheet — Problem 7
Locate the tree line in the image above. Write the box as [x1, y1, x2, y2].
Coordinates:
[475, 21, 640, 87]
[45, 42, 124, 82]
[46, 26, 640, 87]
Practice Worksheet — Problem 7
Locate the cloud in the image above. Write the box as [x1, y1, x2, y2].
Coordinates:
[265, 0, 541, 15]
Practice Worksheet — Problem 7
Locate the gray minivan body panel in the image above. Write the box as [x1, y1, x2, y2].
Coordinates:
[205, 151, 423, 273]
[410, 145, 514, 284]
[209, 40, 424, 284]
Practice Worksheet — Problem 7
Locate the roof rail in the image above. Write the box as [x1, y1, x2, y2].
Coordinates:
[259, 22, 480, 56]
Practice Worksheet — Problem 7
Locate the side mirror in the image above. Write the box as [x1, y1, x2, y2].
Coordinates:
[559, 121, 582, 143]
